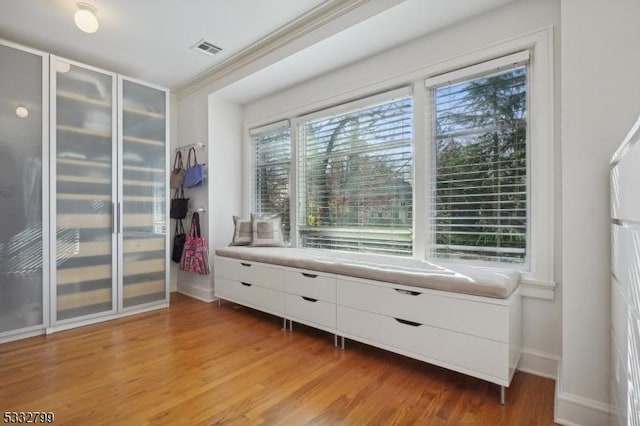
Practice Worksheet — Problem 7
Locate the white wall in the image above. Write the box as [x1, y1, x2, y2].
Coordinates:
[244, 0, 562, 378]
[173, 89, 213, 300]
[208, 97, 243, 252]
[168, 93, 179, 292]
[557, 0, 640, 424]
[172, 87, 243, 301]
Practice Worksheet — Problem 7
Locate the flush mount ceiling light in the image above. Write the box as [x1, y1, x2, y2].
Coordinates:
[74, 2, 99, 34]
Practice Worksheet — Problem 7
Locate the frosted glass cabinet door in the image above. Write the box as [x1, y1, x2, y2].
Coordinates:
[0, 43, 45, 335]
[120, 79, 167, 308]
[53, 58, 116, 321]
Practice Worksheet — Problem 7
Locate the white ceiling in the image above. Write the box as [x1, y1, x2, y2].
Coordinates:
[0, 0, 326, 89]
[216, 0, 517, 104]
[0, 0, 518, 102]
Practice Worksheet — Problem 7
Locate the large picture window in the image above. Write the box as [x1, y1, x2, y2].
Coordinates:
[247, 45, 554, 283]
[297, 92, 413, 256]
[430, 62, 528, 263]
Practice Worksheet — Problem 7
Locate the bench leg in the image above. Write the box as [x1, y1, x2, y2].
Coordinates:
[289, 320, 293, 332]
[341, 336, 345, 350]
[282, 318, 287, 330]
[500, 386, 506, 405]
[334, 334, 338, 347]
[217, 299, 221, 308]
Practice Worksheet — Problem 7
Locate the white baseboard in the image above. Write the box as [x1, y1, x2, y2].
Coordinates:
[177, 281, 217, 303]
[555, 363, 612, 426]
[518, 347, 559, 379]
[0, 327, 45, 344]
[46, 303, 169, 334]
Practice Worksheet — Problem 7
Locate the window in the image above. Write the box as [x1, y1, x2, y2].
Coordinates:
[247, 39, 555, 287]
[297, 91, 413, 256]
[250, 121, 291, 238]
[428, 59, 528, 263]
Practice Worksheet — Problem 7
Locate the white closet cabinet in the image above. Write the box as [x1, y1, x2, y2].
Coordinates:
[0, 41, 48, 341]
[50, 57, 169, 327]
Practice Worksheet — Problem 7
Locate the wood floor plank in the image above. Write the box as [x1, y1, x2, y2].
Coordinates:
[0, 294, 557, 425]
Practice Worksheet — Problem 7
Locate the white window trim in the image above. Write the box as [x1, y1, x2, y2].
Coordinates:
[243, 27, 556, 300]
[424, 50, 530, 88]
[249, 119, 290, 136]
[296, 86, 412, 122]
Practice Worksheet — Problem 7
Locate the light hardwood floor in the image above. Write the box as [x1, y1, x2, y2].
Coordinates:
[0, 293, 557, 425]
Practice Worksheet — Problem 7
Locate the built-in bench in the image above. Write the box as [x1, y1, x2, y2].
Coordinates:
[214, 246, 522, 404]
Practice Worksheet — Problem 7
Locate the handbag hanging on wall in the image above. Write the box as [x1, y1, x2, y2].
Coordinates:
[171, 219, 186, 263]
[170, 186, 189, 220]
[170, 150, 185, 189]
[180, 212, 210, 274]
[183, 147, 205, 188]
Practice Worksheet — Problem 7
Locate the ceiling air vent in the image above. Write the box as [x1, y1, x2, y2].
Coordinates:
[191, 39, 223, 56]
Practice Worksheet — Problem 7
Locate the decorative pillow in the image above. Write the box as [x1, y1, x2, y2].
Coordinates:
[230, 215, 252, 246]
[250, 213, 285, 247]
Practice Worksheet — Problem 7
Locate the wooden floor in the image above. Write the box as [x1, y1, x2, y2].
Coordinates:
[0, 293, 557, 425]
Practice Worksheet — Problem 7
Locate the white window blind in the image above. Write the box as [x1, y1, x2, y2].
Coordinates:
[298, 92, 413, 256]
[251, 122, 291, 238]
[430, 62, 528, 263]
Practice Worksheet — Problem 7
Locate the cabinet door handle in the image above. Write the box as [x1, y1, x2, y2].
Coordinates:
[302, 273, 318, 278]
[111, 202, 116, 234]
[117, 202, 121, 234]
[394, 318, 422, 327]
[240, 282, 252, 287]
[240, 262, 252, 267]
[394, 288, 421, 296]
[302, 296, 318, 303]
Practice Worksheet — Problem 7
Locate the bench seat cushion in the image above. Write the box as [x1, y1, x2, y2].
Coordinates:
[215, 247, 519, 299]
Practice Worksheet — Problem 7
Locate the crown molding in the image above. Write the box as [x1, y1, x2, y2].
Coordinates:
[175, 0, 378, 99]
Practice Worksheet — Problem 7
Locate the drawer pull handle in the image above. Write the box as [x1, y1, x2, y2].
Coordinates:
[394, 318, 422, 327]
[240, 282, 252, 287]
[240, 262, 252, 267]
[302, 296, 318, 303]
[394, 288, 421, 296]
[302, 273, 318, 278]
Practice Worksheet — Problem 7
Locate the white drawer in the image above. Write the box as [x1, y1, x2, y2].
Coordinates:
[282, 270, 336, 302]
[610, 334, 628, 424]
[611, 224, 638, 297]
[613, 145, 640, 222]
[338, 305, 509, 381]
[215, 277, 284, 315]
[285, 293, 336, 330]
[337, 279, 509, 342]
[612, 277, 628, 355]
[214, 256, 284, 291]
